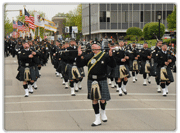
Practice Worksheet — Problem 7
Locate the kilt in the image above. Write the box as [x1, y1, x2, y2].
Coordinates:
[56, 60, 62, 73]
[129, 60, 141, 72]
[156, 66, 174, 82]
[151, 62, 158, 76]
[87, 79, 111, 101]
[111, 65, 131, 78]
[66, 64, 82, 80]
[140, 60, 152, 74]
[79, 67, 85, 77]
[34, 66, 40, 79]
[107, 66, 114, 78]
[16, 66, 37, 81]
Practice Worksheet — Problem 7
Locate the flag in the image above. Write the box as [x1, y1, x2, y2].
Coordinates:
[34, 12, 44, 27]
[44, 19, 57, 32]
[12, 31, 19, 38]
[17, 20, 24, 31]
[13, 20, 18, 29]
[24, 8, 35, 29]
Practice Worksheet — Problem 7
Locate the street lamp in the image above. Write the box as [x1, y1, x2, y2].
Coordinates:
[157, 12, 162, 40]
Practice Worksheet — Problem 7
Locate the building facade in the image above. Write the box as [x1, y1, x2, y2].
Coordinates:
[52, 16, 66, 35]
[82, 3, 175, 40]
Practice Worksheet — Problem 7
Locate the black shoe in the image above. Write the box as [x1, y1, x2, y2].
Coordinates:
[65, 87, 68, 89]
[122, 91, 127, 95]
[79, 88, 82, 90]
[133, 81, 135, 83]
[135, 79, 137, 81]
[29, 92, 33, 94]
[163, 95, 167, 97]
[119, 94, 122, 96]
[75, 90, 79, 92]
[102, 120, 107, 122]
[24, 95, 28, 97]
[71, 94, 76, 96]
[143, 84, 147, 86]
[157, 91, 161, 93]
[148, 81, 151, 84]
[91, 123, 101, 126]
[34, 87, 37, 90]
[116, 90, 119, 92]
[166, 92, 168, 94]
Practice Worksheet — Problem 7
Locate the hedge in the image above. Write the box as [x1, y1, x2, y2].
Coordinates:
[126, 27, 143, 36]
[143, 22, 165, 40]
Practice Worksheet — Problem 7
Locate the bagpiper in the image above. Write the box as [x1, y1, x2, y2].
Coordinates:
[76, 41, 116, 126]
[156, 44, 175, 96]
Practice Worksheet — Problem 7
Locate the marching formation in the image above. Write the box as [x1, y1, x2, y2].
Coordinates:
[4, 36, 176, 126]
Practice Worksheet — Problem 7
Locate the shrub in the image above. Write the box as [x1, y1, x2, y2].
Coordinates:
[143, 22, 165, 40]
[126, 27, 143, 36]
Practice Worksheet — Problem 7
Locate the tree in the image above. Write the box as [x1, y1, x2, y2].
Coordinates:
[167, 5, 176, 30]
[143, 22, 165, 40]
[126, 27, 143, 36]
[4, 4, 13, 36]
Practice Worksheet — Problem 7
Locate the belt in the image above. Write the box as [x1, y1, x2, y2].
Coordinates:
[88, 74, 106, 81]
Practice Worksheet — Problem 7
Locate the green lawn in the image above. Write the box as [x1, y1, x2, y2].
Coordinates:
[127, 39, 171, 48]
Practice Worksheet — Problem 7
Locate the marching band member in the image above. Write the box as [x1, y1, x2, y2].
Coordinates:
[16, 42, 38, 97]
[151, 40, 163, 92]
[156, 44, 174, 96]
[76, 41, 116, 126]
[139, 43, 152, 86]
[128, 42, 140, 83]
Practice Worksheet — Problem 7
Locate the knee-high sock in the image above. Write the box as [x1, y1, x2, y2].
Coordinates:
[93, 103, 99, 114]
[100, 101, 106, 110]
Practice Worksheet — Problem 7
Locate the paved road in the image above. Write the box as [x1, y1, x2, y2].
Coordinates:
[4, 56, 176, 131]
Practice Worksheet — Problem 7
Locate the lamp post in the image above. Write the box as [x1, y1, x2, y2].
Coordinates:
[157, 12, 162, 40]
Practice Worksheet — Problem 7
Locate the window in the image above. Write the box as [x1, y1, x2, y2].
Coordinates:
[107, 4, 110, 11]
[133, 11, 139, 23]
[144, 11, 150, 22]
[156, 4, 162, 11]
[144, 4, 151, 10]
[118, 4, 121, 10]
[107, 11, 110, 22]
[133, 4, 139, 10]
[100, 4, 106, 11]
[141, 11, 143, 22]
[111, 4, 117, 11]
[122, 4, 128, 11]
[118, 11, 121, 23]
[111, 11, 117, 23]
[100, 11, 106, 22]
[167, 4, 174, 10]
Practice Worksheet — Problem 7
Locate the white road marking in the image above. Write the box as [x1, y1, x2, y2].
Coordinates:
[5, 108, 175, 114]
[4, 93, 176, 98]
[5, 99, 175, 104]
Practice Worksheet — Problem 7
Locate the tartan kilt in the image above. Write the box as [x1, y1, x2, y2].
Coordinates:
[129, 60, 141, 72]
[61, 62, 69, 80]
[107, 66, 114, 78]
[34, 66, 40, 79]
[66, 64, 82, 80]
[16, 66, 37, 81]
[56, 60, 62, 73]
[87, 79, 111, 101]
[140, 60, 152, 74]
[112, 65, 131, 78]
[151, 62, 158, 76]
[156, 66, 174, 82]
[79, 67, 85, 77]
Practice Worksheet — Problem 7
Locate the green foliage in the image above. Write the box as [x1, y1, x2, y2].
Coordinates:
[143, 22, 165, 40]
[167, 5, 176, 30]
[124, 35, 144, 41]
[4, 4, 13, 36]
[126, 27, 143, 36]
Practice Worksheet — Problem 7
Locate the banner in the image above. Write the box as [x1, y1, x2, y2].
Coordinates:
[34, 12, 45, 27]
[44, 19, 57, 32]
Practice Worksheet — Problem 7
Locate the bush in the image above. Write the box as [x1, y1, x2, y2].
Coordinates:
[143, 22, 165, 40]
[126, 27, 143, 36]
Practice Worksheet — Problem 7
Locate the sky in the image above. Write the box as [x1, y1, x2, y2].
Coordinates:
[5, 3, 79, 22]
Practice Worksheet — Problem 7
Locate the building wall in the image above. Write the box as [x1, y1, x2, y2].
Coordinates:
[52, 17, 66, 35]
[82, 3, 175, 38]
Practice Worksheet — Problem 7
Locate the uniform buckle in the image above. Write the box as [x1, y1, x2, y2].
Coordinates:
[92, 75, 97, 79]
[25, 63, 29, 66]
